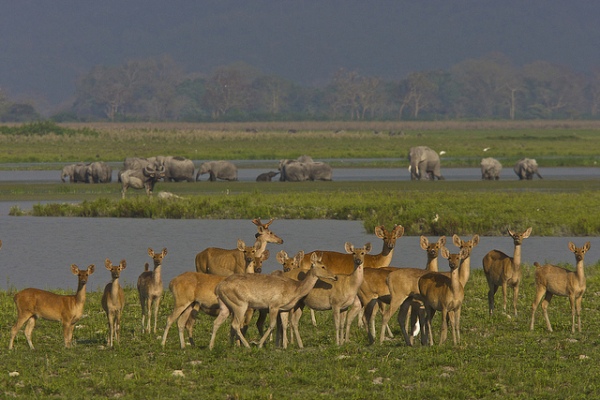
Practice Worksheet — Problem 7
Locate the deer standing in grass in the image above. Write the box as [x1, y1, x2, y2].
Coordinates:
[416, 247, 469, 345]
[137, 247, 167, 334]
[483, 227, 532, 316]
[209, 252, 337, 350]
[9, 264, 95, 350]
[101, 259, 126, 347]
[378, 236, 446, 345]
[195, 218, 283, 276]
[290, 242, 368, 347]
[530, 241, 591, 333]
[161, 240, 268, 348]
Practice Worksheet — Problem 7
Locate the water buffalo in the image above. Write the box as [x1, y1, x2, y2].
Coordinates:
[196, 161, 238, 181]
[278, 159, 333, 181]
[120, 165, 166, 198]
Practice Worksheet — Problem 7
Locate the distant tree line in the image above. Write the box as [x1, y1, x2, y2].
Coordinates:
[5, 52, 600, 122]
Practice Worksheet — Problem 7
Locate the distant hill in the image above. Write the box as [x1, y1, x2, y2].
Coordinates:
[1, 0, 600, 111]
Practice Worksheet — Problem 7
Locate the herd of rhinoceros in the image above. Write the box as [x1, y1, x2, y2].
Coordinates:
[60, 155, 335, 198]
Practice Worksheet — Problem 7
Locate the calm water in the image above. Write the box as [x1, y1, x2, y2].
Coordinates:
[0, 216, 597, 291]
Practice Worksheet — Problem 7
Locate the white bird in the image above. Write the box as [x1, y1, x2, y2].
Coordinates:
[483, 147, 491, 152]
[432, 213, 439, 223]
[439, 151, 446, 155]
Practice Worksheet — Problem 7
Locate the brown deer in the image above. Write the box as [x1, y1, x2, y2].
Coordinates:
[299, 224, 404, 273]
[530, 241, 591, 333]
[137, 247, 168, 334]
[9, 264, 95, 350]
[195, 218, 283, 276]
[416, 247, 469, 345]
[290, 242, 368, 346]
[378, 235, 446, 345]
[209, 252, 337, 350]
[101, 259, 126, 347]
[162, 240, 268, 348]
[483, 227, 532, 316]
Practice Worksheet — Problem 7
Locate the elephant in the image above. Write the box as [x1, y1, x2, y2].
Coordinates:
[86, 161, 112, 183]
[61, 163, 90, 183]
[306, 161, 333, 181]
[160, 156, 195, 182]
[256, 171, 279, 182]
[480, 157, 502, 180]
[514, 158, 543, 180]
[196, 161, 238, 181]
[120, 164, 166, 198]
[408, 146, 444, 180]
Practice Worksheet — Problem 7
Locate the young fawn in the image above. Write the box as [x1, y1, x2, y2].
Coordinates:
[101, 259, 126, 347]
[9, 264, 95, 350]
[137, 247, 168, 334]
[530, 241, 591, 333]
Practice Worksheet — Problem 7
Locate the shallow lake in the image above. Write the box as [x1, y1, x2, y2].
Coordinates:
[0, 216, 597, 291]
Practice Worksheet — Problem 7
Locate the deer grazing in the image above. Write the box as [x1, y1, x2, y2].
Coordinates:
[483, 227, 532, 316]
[300, 224, 404, 273]
[290, 242, 368, 346]
[416, 247, 469, 345]
[101, 258, 126, 347]
[137, 247, 168, 334]
[195, 218, 283, 276]
[209, 252, 337, 350]
[161, 240, 268, 348]
[530, 241, 591, 333]
[9, 264, 95, 350]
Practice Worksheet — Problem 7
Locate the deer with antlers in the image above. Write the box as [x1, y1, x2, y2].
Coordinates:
[483, 227, 532, 316]
[101, 259, 126, 347]
[530, 241, 591, 333]
[9, 264, 95, 349]
[195, 218, 283, 276]
[137, 247, 168, 334]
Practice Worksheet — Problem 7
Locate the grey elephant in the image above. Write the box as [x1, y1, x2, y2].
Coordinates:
[408, 146, 444, 180]
[160, 156, 195, 182]
[480, 157, 502, 180]
[256, 171, 279, 182]
[63, 163, 89, 183]
[196, 161, 238, 181]
[86, 161, 112, 183]
[514, 158, 543, 180]
[278, 160, 309, 181]
[306, 161, 333, 181]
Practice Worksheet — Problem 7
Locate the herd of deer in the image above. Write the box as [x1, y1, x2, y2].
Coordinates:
[5, 219, 592, 350]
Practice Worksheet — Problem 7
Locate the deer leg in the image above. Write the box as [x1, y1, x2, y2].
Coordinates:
[107, 312, 115, 347]
[501, 282, 509, 313]
[257, 309, 278, 348]
[333, 308, 342, 345]
[209, 301, 230, 350]
[363, 299, 378, 344]
[344, 296, 362, 344]
[152, 296, 162, 334]
[487, 284, 498, 315]
[231, 307, 251, 348]
[530, 286, 546, 330]
[177, 306, 195, 348]
[63, 323, 74, 348]
[185, 304, 200, 347]
[439, 309, 449, 345]
[380, 294, 407, 344]
[541, 293, 554, 332]
[310, 309, 317, 327]
[291, 308, 305, 349]
[512, 283, 520, 317]
[9, 314, 32, 350]
[115, 310, 122, 344]
[455, 307, 462, 344]
[575, 296, 583, 333]
[398, 299, 413, 346]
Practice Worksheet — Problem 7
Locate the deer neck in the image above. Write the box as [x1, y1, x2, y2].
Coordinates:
[458, 256, 471, 287]
[576, 258, 586, 286]
[153, 265, 163, 285]
[369, 240, 394, 267]
[350, 263, 365, 288]
[298, 270, 321, 298]
[450, 267, 461, 295]
[425, 255, 439, 272]
[512, 243, 523, 271]
[110, 277, 121, 298]
[75, 281, 88, 305]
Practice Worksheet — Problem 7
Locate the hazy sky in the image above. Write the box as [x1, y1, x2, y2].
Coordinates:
[2, 1, 599, 111]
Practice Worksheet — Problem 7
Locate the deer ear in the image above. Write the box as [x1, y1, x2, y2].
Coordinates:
[438, 236, 446, 246]
[147, 248, 154, 257]
[568, 242, 576, 252]
[441, 247, 450, 259]
[472, 234, 480, 246]
[276, 250, 287, 265]
[374, 226, 385, 238]
[87, 264, 95, 274]
[262, 250, 270, 260]
[71, 264, 79, 275]
[105, 259, 112, 269]
[523, 227, 532, 238]
[420, 236, 429, 250]
[237, 239, 245, 251]
[584, 241, 591, 252]
[452, 234, 462, 247]
[365, 242, 372, 253]
[344, 242, 354, 254]
[394, 225, 404, 238]
[120, 259, 127, 269]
